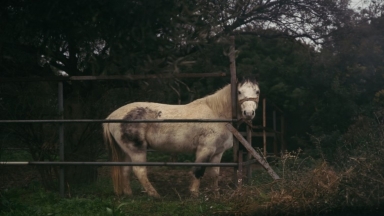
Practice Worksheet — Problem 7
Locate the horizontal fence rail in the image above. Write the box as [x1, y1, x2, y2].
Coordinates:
[0, 161, 239, 167]
[0, 119, 238, 124]
[0, 72, 227, 82]
[0, 159, 257, 167]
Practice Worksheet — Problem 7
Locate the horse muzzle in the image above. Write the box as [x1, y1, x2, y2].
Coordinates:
[239, 98, 258, 120]
[242, 110, 255, 119]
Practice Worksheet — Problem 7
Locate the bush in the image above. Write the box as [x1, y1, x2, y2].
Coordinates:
[227, 114, 384, 215]
[335, 113, 384, 208]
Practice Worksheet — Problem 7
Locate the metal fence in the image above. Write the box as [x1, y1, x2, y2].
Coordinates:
[0, 72, 250, 197]
[0, 37, 283, 196]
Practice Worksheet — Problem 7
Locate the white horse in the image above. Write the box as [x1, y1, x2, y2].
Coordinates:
[103, 77, 260, 197]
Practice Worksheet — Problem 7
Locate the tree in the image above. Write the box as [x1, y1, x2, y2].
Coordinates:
[1, 0, 351, 77]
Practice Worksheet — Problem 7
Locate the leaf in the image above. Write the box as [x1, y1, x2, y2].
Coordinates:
[117, 202, 129, 210]
[106, 207, 113, 215]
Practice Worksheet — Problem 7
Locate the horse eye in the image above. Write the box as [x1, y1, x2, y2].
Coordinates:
[256, 90, 260, 95]
[238, 91, 241, 95]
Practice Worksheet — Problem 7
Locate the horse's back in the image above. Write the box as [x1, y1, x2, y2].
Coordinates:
[106, 101, 232, 153]
[107, 101, 217, 120]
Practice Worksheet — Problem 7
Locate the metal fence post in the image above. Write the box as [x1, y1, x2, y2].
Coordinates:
[263, 98, 267, 157]
[229, 36, 242, 187]
[58, 81, 65, 197]
[273, 110, 277, 156]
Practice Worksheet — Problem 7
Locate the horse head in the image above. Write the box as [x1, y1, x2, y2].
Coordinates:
[237, 76, 260, 120]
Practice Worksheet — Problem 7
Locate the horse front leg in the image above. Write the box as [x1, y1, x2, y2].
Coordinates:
[190, 176, 201, 198]
[190, 147, 215, 197]
[206, 152, 224, 198]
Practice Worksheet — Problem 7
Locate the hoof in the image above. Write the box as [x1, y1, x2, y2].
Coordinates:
[212, 190, 220, 199]
[190, 190, 199, 198]
[148, 190, 161, 198]
[115, 189, 132, 197]
[123, 189, 132, 196]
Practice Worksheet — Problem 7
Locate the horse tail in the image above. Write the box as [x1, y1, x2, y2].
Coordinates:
[103, 122, 125, 195]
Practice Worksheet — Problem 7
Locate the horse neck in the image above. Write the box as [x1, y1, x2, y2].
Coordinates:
[203, 84, 232, 119]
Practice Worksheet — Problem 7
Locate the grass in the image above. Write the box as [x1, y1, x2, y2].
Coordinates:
[2, 153, 384, 216]
[3, 116, 384, 215]
[0, 176, 236, 216]
[0, 155, 337, 216]
[1, 187, 115, 216]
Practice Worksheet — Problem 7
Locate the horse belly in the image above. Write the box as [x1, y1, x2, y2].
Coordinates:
[146, 125, 196, 153]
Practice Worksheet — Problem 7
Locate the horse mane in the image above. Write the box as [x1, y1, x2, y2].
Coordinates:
[193, 84, 232, 118]
[238, 76, 258, 86]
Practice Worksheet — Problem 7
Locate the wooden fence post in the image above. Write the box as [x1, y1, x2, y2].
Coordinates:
[226, 124, 280, 180]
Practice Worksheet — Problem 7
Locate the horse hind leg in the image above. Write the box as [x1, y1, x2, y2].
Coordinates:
[122, 141, 160, 198]
[132, 167, 159, 198]
[122, 155, 132, 195]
